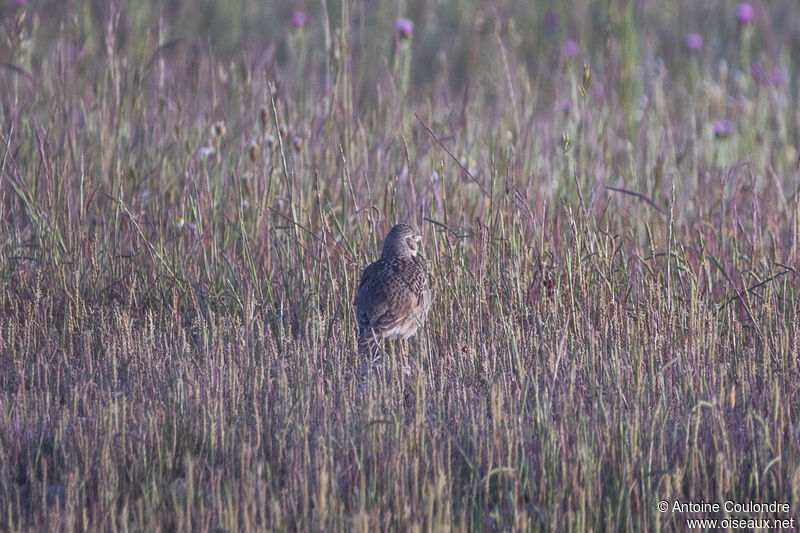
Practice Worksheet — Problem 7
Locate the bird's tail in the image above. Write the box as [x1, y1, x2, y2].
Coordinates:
[358, 328, 383, 394]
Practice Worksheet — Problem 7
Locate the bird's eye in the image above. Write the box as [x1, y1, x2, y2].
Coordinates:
[406, 236, 416, 249]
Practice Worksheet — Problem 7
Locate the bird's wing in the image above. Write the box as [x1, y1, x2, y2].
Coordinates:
[393, 257, 428, 301]
[355, 256, 429, 335]
[354, 261, 389, 328]
[354, 262, 378, 305]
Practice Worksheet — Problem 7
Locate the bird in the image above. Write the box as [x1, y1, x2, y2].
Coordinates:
[354, 223, 432, 369]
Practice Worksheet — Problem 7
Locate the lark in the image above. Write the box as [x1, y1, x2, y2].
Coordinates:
[354, 223, 432, 367]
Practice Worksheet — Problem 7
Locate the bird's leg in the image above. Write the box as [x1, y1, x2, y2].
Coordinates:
[359, 352, 380, 395]
[400, 338, 418, 422]
[400, 339, 412, 377]
[358, 361, 369, 395]
[358, 329, 376, 394]
[358, 329, 384, 395]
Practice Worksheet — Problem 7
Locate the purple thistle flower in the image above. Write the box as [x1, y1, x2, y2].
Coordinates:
[12, 0, 26, 5]
[396, 18, 414, 39]
[750, 61, 766, 84]
[771, 67, 787, 87]
[736, 3, 754, 24]
[290, 11, 308, 28]
[561, 40, 579, 60]
[684, 33, 703, 52]
[713, 120, 734, 138]
[592, 82, 605, 101]
[543, 12, 557, 34]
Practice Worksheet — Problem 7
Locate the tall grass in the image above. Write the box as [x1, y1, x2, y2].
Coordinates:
[1, 0, 799, 530]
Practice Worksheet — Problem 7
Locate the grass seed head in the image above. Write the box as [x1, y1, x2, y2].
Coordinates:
[241, 172, 253, 195]
[249, 140, 260, 163]
[260, 106, 270, 129]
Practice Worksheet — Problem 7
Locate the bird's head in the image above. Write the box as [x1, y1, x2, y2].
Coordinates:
[382, 223, 423, 259]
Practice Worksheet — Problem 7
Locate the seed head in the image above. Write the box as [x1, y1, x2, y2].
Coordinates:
[213, 121, 226, 137]
[249, 140, 260, 163]
[241, 173, 253, 195]
[260, 106, 270, 129]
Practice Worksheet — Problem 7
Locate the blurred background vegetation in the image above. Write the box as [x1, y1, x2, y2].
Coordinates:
[4, 0, 800, 121]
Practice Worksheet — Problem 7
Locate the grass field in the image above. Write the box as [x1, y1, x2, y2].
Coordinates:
[1, 0, 799, 530]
